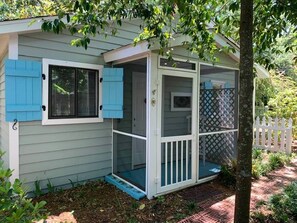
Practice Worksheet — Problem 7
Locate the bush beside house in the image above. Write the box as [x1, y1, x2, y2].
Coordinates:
[0, 151, 47, 223]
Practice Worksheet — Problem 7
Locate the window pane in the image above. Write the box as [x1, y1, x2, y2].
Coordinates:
[160, 58, 196, 70]
[50, 66, 75, 118]
[77, 69, 98, 117]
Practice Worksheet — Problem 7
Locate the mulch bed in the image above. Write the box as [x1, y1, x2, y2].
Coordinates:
[34, 152, 297, 223]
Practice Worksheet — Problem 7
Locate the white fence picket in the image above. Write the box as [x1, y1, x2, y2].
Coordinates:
[267, 117, 272, 149]
[261, 117, 266, 146]
[255, 117, 260, 147]
[273, 117, 279, 152]
[286, 119, 293, 154]
[254, 116, 293, 154]
[280, 119, 286, 152]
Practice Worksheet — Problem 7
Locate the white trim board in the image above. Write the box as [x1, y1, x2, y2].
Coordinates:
[0, 16, 61, 35]
[8, 33, 20, 182]
[42, 58, 103, 125]
[103, 35, 193, 63]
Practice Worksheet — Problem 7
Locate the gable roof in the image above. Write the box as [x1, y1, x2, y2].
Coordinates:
[0, 16, 269, 78]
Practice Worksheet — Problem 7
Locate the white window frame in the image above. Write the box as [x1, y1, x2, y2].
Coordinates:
[171, 92, 192, 111]
[42, 58, 103, 125]
[158, 56, 197, 73]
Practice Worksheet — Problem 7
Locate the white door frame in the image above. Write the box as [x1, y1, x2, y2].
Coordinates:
[110, 54, 150, 196]
[156, 69, 198, 194]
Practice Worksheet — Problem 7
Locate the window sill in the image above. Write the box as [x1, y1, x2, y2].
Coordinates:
[42, 117, 103, 125]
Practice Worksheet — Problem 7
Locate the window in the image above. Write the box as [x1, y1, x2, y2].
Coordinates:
[171, 92, 192, 111]
[159, 58, 197, 71]
[42, 59, 103, 125]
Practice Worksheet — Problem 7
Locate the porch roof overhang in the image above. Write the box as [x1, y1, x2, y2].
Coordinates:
[103, 34, 270, 79]
[103, 35, 191, 64]
[0, 16, 61, 35]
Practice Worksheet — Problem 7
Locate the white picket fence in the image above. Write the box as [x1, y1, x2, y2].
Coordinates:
[254, 117, 293, 154]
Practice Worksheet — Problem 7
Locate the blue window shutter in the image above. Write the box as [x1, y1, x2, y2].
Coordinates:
[203, 80, 213, 89]
[224, 82, 231, 88]
[102, 68, 124, 118]
[5, 59, 42, 122]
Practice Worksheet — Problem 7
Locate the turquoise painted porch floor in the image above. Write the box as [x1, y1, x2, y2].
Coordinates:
[117, 160, 221, 191]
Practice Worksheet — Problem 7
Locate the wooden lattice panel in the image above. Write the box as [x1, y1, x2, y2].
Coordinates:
[199, 88, 237, 164]
[199, 133, 236, 165]
[200, 88, 236, 133]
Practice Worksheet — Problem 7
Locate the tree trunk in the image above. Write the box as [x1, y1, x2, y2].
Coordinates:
[234, 0, 254, 222]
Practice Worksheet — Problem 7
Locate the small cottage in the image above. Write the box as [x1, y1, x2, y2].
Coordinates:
[0, 17, 269, 199]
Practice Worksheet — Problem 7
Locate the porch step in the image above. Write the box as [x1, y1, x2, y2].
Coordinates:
[104, 175, 146, 200]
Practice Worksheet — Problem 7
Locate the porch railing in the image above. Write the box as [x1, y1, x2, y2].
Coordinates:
[254, 116, 293, 154]
[161, 135, 192, 187]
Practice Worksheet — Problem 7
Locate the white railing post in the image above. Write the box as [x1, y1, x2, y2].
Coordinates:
[267, 117, 272, 149]
[273, 117, 279, 152]
[286, 118, 293, 154]
[261, 117, 266, 148]
[255, 117, 260, 147]
[280, 118, 286, 152]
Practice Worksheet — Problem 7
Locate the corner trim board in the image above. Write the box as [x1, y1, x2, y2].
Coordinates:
[8, 33, 20, 182]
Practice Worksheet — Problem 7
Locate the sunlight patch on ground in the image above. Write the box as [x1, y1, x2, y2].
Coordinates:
[36, 211, 77, 223]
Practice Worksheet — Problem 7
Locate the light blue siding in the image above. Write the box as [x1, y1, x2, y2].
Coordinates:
[102, 68, 124, 118]
[5, 59, 42, 122]
[162, 76, 192, 137]
[17, 22, 140, 191]
[19, 120, 112, 191]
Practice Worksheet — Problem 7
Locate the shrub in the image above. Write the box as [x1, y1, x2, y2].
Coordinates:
[252, 148, 264, 160]
[252, 160, 270, 179]
[219, 159, 237, 189]
[268, 152, 291, 170]
[269, 181, 297, 222]
[217, 149, 292, 187]
[0, 151, 47, 223]
[251, 149, 270, 179]
[263, 72, 297, 139]
[251, 149, 292, 179]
